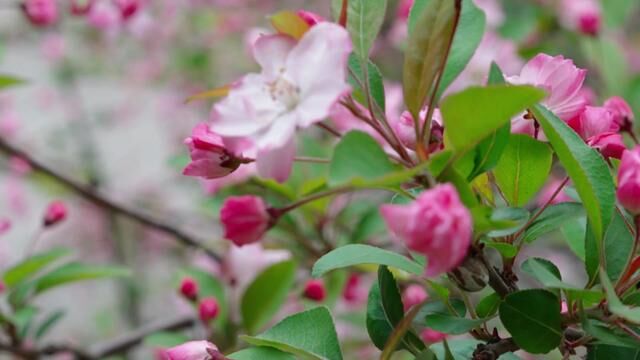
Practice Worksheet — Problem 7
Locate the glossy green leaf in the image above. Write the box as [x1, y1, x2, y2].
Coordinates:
[486, 207, 530, 237]
[312, 244, 423, 277]
[585, 209, 634, 284]
[403, 0, 460, 120]
[329, 131, 397, 186]
[441, 85, 546, 152]
[229, 347, 296, 360]
[523, 202, 585, 243]
[346, 0, 387, 60]
[582, 318, 640, 348]
[348, 55, 386, 111]
[242, 307, 343, 360]
[3, 248, 72, 287]
[561, 217, 587, 261]
[475, 292, 500, 318]
[600, 268, 640, 324]
[521, 258, 604, 303]
[241, 260, 297, 334]
[493, 134, 553, 206]
[33, 262, 130, 294]
[531, 104, 615, 247]
[424, 313, 489, 335]
[499, 289, 562, 353]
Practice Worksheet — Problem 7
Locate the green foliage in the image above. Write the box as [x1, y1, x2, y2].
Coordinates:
[242, 307, 343, 360]
[312, 244, 424, 277]
[523, 202, 585, 243]
[0, 74, 26, 90]
[329, 131, 397, 186]
[3, 248, 72, 287]
[585, 209, 634, 284]
[475, 292, 501, 318]
[242, 260, 297, 335]
[346, 0, 388, 60]
[348, 55, 386, 111]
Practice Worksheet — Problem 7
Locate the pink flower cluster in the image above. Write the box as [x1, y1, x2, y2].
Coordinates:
[21, 0, 145, 30]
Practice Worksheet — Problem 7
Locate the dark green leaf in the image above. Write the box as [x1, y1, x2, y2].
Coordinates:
[561, 217, 587, 261]
[475, 292, 500, 318]
[521, 258, 603, 303]
[585, 209, 634, 284]
[587, 345, 640, 360]
[424, 313, 489, 334]
[329, 131, 397, 186]
[523, 202, 585, 243]
[312, 244, 423, 277]
[499, 289, 562, 353]
[241, 260, 297, 334]
[348, 55, 386, 111]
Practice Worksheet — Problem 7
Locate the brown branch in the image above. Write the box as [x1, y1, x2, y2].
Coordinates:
[0, 137, 222, 263]
[473, 338, 519, 360]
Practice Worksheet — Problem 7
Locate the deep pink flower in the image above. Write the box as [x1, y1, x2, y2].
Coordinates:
[198, 297, 219, 323]
[160, 341, 217, 360]
[508, 54, 587, 137]
[296, 10, 324, 27]
[183, 123, 243, 179]
[604, 96, 635, 130]
[43, 200, 67, 227]
[114, 0, 140, 20]
[342, 273, 367, 305]
[402, 284, 427, 311]
[588, 132, 626, 160]
[21, 0, 58, 26]
[396, 0, 414, 20]
[567, 106, 618, 140]
[380, 184, 472, 277]
[303, 279, 326, 302]
[220, 196, 271, 246]
[211, 23, 351, 182]
[421, 328, 447, 343]
[617, 147, 640, 214]
[70, 0, 93, 15]
[559, 0, 601, 36]
[179, 277, 198, 301]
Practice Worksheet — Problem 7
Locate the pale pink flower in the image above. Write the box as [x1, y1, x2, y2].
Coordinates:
[159, 341, 217, 360]
[402, 284, 427, 311]
[380, 184, 472, 277]
[559, 0, 601, 36]
[41, 34, 65, 62]
[210, 23, 351, 181]
[473, 0, 505, 28]
[421, 328, 447, 343]
[182, 123, 243, 179]
[21, 0, 58, 26]
[508, 54, 588, 137]
[87, 0, 121, 30]
[220, 195, 271, 246]
[617, 147, 640, 214]
[223, 243, 290, 295]
[392, 108, 443, 152]
[9, 157, 32, 176]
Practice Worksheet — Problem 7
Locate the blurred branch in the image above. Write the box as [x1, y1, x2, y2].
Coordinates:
[0, 136, 222, 263]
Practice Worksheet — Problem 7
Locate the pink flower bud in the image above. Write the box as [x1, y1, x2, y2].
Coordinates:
[114, 0, 140, 20]
[296, 10, 324, 27]
[380, 184, 472, 277]
[392, 109, 443, 151]
[43, 200, 67, 227]
[402, 284, 427, 311]
[342, 273, 362, 303]
[0, 219, 11, 236]
[70, 0, 93, 15]
[179, 277, 198, 301]
[220, 196, 271, 246]
[559, 0, 601, 37]
[617, 147, 640, 214]
[604, 96, 635, 131]
[396, 0, 414, 20]
[588, 132, 626, 160]
[21, 0, 58, 26]
[160, 340, 218, 360]
[420, 328, 447, 343]
[578, 12, 600, 36]
[183, 123, 243, 179]
[198, 297, 219, 323]
[303, 279, 326, 302]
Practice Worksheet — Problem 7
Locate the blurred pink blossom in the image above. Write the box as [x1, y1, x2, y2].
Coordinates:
[159, 341, 217, 360]
[559, 0, 601, 36]
[87, 0, 121, 30]
[0, 219, 11, 237]
[536, 177, 572, 207]
[21, 0, 58, 26]
[402, 284, 427, 311]
[40, 33, 65, 62]
[617, 147, 640, 214]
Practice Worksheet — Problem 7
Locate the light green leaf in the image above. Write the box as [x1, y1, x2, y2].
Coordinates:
[523, 202, 585, 243]
[600, 268, 640, 324]
[35, 310, 65, 340]
[499, 289, 562, 353]
[329, 131, 397, 186]
[33, 262, 130, 294]
[561, 217, 587, 261]
[441, 85, 546, 151]
[531, 104, 615, 248]
[242, 307, 343, 360]
[521, 258, 604, 303]
[346, 0, 387, 60]
[229, 347, 296, 360]
[241, 260, 297, 334]
[3, 248, 72, 287]
[475, 292, 500, 318]
[312, 244, 423, 277]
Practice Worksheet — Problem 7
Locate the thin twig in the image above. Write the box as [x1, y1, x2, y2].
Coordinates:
[0, 137, 222, 263]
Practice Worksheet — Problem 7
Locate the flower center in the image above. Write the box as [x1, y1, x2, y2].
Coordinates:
[268, 76, 300, 110]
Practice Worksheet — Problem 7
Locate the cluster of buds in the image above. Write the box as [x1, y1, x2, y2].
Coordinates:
[178, 277, 220, 324]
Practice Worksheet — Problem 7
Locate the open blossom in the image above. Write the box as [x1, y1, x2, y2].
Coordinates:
[559, 0, 601, 36]
[380, 184, 472, 277]
[21, 0, 58, 26]
[220, 195, 272, 246]
[183, 123, 243, 179]
[508, 54, 587, 137]
[160, 341, 217, 360]
[210, 23, 351, 181]
[617, 147, 640, 214]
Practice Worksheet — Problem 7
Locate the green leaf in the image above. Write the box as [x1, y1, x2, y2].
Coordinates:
[493, 134, 553, 206]
[348, 55, 386, 111]
[582, 318, 640, 348]
[486, 207, 530, 238]
[329, 131, 397, 186]
[424, 313, 489, 335]
[403, 0, 460, 120]
[13, 306, 37, 339]
[241, 260, 297, 334]
[346, 0, 387, 60]
[0, 74, 26, 90]
[561, 217, 587, 261]
[475, 292, 500, 318]
[242, 307, 343, 360]
[585, 209, 635, 284]
[33, 262, 130, 294]
[600, 268, 640, 323]
[35, 310, 65, 340]
[482, 241, 517, 259]
[499, 289, 562, 353]
[523, 202, 585, 243]
[143, 331, 190, 348]
[312, 244, 423, 277]
[3, 248, 72, 287]
[442, 86, 546, 152]
[521, 258, 603, 303]
[229, 347, 297, 360]
[587, 345, 640, 360]
[531, 104, 615, 247]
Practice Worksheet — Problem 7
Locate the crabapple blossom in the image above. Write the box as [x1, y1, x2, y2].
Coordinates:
[380, 184, 472, 277]
[558, 0, 601, 36]
[588, 132, 626, 160]
[220, 195, 272, 246]
[617, 147, 640, 214]
[182, 123, 244, 179]
[21, 0, 58, 26]
[508, 53, 587, 137]
[604, 96, 635, 130]
[296, 10, 324, 27]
